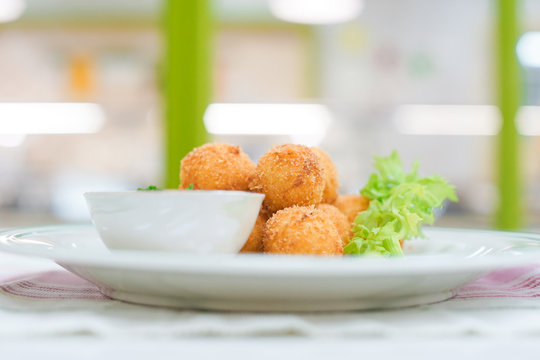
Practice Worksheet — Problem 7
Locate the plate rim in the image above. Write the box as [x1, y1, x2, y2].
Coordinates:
[1, 224, 540, 276]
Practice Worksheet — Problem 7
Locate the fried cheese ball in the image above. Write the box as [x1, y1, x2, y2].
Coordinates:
[180, 143, 255, 190]
[333, 194, 370, 224]
[239, 212, 267, 253]
[249, 144, 325, 214]
[317, 204, 352, 246]
[311, 147, 339, 204]
[263, 206, 343, 255]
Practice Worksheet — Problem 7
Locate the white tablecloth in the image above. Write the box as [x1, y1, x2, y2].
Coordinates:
[2, 251, 540, 343]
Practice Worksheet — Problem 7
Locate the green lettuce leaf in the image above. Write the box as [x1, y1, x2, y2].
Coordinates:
[345, 151, 458, 256]
[360, 151, 420, 201]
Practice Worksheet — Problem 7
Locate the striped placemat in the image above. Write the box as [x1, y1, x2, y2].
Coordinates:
[2, 265, 540, 302]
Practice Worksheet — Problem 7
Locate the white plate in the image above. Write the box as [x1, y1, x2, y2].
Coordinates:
[1, 225, 540, 312]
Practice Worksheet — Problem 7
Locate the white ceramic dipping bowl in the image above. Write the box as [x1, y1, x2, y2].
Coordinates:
[84, 190, 264, 254]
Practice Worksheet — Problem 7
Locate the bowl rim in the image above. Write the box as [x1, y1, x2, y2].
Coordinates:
[83, 190, 265, 198]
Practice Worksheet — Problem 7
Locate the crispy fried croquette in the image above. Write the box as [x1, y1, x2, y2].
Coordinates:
[180, 143, 255, 190]
[263, 206, 343, 255]
[333, 194, 370, 223]
[311, 147, 339, 204]
[249, 144, 325, 214]
[239, 212, 267, 253]
[317, 204, 352, 246]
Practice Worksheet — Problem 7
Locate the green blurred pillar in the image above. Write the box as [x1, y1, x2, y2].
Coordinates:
[495, 0, 522, 229]
[163, 0, 211, 188]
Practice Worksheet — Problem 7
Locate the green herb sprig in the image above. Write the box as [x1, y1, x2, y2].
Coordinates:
[137, 185, 162, 191]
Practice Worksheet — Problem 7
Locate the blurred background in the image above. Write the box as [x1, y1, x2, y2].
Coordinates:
[0, 0, 538, 230]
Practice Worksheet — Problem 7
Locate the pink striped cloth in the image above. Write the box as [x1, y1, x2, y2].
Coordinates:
[0, 271, 109, 301]
[453, 264, 540, 299]
[1, 265, 540, 302]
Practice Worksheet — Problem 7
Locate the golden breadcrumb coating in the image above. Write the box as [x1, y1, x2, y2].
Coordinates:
[333, 194, 370, 224]
[249, 144, 324, 214]
[239, 211, 267, 253]
[179, 143, 255, 190]
[263, 206, 343, 255]
[311, 147, 339, 204]
[317, 204, 352, 246]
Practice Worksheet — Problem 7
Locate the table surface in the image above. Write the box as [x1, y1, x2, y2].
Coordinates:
[2, 253, 540, 358]
[2, 216, 540, 358]
[3, 338, 540, 360]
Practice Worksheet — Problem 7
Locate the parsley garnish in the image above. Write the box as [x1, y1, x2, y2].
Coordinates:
[137, 185, 162, 191]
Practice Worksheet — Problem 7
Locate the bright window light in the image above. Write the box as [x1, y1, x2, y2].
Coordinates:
[269, 0, 363, 25]
[0, 0, 25, 23]
[517, 106, 540, 136]
[394, 105, 502, 136]
[0, 103, 105, 135]
[517, 32, 540, 68]
[204, 103, 332, 146]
